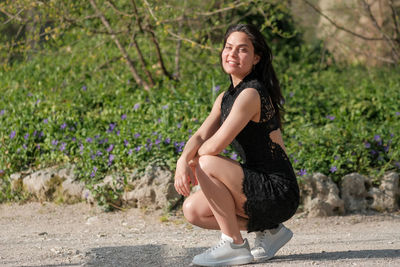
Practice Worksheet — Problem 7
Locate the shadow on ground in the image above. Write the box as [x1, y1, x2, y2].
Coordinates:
[80, 245, 400, 266]
[268, 249, 400, 264]
[82, 244, 205, 267]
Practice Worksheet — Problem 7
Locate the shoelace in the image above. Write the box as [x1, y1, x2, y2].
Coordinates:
[254, 231, 268, 248]
[204, 239, 227, 254]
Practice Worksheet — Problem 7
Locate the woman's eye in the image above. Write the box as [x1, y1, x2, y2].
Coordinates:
[225, 46, 232, 50]
[239, 48, 247, 52]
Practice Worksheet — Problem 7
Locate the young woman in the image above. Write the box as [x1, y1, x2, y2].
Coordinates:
[174, 24, 300, 266]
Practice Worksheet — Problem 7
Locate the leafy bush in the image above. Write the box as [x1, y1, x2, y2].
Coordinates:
[0, 32, 399, 204]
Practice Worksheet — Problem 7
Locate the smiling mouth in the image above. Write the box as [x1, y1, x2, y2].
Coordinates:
[227, 60, 239, 66]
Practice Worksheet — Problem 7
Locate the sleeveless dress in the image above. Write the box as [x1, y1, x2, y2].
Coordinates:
[221, 71, 300, 232]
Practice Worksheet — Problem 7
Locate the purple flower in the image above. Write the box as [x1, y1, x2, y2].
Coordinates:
[71, 137, 76, 142]
[0, 170, 4, 174]
[164, 138, 171, 144]
[36, 144, 40, 149]
[213, 85, 221, 93]
[128, 149, 133, 155]
[60, 142, 66, 151]
[82, 85, 87, 91]
[155, 138, 161, 145]
[35, 99, 40, 105]
[223, 149, 228, 154]
[133, 103, 140, 110]
[86, 137, 93, 143]
[95, 135, 100, 139]
[230, 153, 238, 160]
[121, 114, 127, 120]
[177, 123, 182, 129]
[24, 133, 29, 140]
[134, 133, 140, 139]
[374, 135, 381, 141]
[364, 142, 371, 148]
[334, 155, 340, 160]
[395, 112, 400, 116]
[33, 130, 37, 137]
[0, 109, 5, 116]
[116, 130, 120, 136]
[297, 169, 307, 176]
[146, 143, 152, 151]
[23, 144, 27, 150]
[96, 150, 103, 156]
[370, 150, 377, 155]
[107, 123, 116, 133]
[162, 105, 169, 110]
[326, 115, 335, 121]
[157, 118, 161, 123]
[384, 145, 389, 153]
[124, 139, 129, 146]
[43, 118, 48, 124]
[108, 154, 115, 166]
[135, 145, 141, 152]
[51, 140, 58, 146]
[28, 92, 33, 97]
[152, 131, 158, 136]
[106, 144, 114, 153]
[79, 144, 84, 153]
[330, 166, 337, 173]
[10, 131, 16, 139]
[289, 92, 294, 97]
[188, 129, 192, 134]
[294, 159, 299, 164]
[60, 123, 67, 129]
[395, 161, 400, 168]
[40, 131, 44, 137]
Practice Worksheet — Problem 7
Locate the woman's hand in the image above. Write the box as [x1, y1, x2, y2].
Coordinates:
[174, 158, 198, 197]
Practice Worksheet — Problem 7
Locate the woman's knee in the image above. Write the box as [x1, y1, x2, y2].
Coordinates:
[196, 155, 217, 174]
[182, 197, 199, 224]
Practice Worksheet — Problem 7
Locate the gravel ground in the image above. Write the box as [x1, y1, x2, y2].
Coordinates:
[0, 202, 399, 267]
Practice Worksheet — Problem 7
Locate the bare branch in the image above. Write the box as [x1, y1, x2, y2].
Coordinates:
[105, 0, 134, 17]
[195, 0, 246, 16]
[333, 35, 396, 64]
[89, 0, 150, 90]
[302, 0, 384, 41]
[130, 31, 155, 86]
[360, 0, 399, 59]
[1, 8, 24, 24]
[145, 24, 177, 81]
[389, 0, 400, 43]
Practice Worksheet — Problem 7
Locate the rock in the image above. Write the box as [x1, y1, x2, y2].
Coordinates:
[21, 165, 84, 203]
[368, 172, 399, 212]
[300, 173, 344, 217]
[123, 164, 181, 210]
[341, 173, 369, 213]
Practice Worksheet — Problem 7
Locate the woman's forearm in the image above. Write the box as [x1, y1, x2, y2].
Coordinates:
[178, 134, 205, 163]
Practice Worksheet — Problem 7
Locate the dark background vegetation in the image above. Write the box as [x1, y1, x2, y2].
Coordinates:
[0, 0, 399, 207]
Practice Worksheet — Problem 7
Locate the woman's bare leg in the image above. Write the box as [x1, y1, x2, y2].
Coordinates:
[183, 189, 248, 230]
[192, 155, 247, 244]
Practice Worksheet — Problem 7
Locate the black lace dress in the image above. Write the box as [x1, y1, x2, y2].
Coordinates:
[221, 72, 300, 232]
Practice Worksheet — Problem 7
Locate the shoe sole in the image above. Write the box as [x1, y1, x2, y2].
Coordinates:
[253, 228, 293, 261]
[192, 254, 254, 266]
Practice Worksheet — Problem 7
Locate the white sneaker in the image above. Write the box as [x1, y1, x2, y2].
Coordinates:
[251, 224, 293, 261]
[192, 233, 254, 266]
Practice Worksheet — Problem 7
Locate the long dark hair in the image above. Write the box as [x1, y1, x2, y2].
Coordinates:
[221, 24, 285, 129]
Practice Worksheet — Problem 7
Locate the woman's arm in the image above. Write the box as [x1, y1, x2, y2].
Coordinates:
[177, 92, 225, 163]
[197, 88, 260, 156]
[174, 92, 225, 196]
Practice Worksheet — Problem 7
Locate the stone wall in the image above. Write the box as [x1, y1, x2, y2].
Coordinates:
[8, 164, 400, 216]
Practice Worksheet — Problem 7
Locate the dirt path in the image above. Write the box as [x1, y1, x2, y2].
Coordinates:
[0, 202, 399, 267]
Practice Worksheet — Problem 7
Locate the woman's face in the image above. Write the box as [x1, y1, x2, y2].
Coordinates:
[221, 31, 260, 81]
